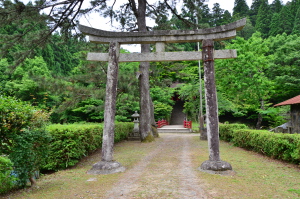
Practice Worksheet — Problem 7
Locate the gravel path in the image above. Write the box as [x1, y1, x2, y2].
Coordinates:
[105, 133, 210, 199]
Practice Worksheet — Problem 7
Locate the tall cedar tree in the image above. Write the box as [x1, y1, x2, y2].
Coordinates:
[292, 7, 300, 35]
[290, 0, 300, 17]
[269, 0, 283, 36]
[269, 13, 281, 36]
[222, 10, 233, 25]
[233, 0, 249, 18]
[0, 0, 85, 66]
[279, 3, 295, 35]
[270, 0, 283, 13]
[211, 3, 225, 26]
[249, 0, 264, 27]
[255, 0, 272, 38]
[181, 0, 210, 28]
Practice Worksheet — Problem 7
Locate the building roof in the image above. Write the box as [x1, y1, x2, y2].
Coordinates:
[274, 95, 300, 106]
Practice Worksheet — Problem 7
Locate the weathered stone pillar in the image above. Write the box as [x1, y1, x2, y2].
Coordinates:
[139, 43, 154, 142]
[87, 42, 125, 174]
[199, 39, 232, 173]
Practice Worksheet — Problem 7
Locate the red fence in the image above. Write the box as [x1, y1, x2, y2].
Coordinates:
[184, 120, 192, 129]
[156, 119, 168, 128]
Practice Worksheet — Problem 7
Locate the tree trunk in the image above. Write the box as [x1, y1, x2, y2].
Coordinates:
[256, 98, 264, 129]
[137, 0, 154, 142]
[29, 176, 37, 187]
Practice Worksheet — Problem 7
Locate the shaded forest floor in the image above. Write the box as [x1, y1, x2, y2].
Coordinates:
[3, 133, 300, 199]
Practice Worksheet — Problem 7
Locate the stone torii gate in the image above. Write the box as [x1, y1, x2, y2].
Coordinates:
[79, 18, 246, 174]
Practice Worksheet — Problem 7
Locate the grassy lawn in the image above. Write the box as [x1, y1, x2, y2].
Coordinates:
[2, 134, 300, 199]
[192, 136, 300, 198]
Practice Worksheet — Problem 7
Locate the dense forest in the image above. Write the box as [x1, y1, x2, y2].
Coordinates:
[1, 0, 300, 129]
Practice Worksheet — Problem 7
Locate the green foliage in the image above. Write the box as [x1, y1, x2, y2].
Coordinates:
[211, 3, 227, 26]
[43, 123, 133, 171]
[0, 96, 50, 187]
[0, 96, 36, 153]
[4, 56, 51, 105]
[0, 0, 50, 63]
[0, 95, 51, 187]
[177, 83, 203, 121]
[257, 106, 287, 128]
[0, 59, 10, 93]
[249, 0, 264, 27]
[216, 33, 273, 121]
[266, 34, 300, 102]
[255, 0, 271, 38]
[150, 86, 174, 120]
[70, 98, 104, 122]
[36, 34, 83, 76]
[219, 124, 300, 164]
[270, 0, 283, 13]
[0, 156, 16, 194]
[292, 8, 300, 35]
[277, 3, 294, 35]
[114, 122, 134, 142]
[153, 101, 173, 120]
[269, 13, 281, 36]
[233, 0, 249, 17]
[9, 128, 51, 187]
[219, 123, 248, 142]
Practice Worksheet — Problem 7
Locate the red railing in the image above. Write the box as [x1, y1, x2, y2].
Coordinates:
[156, 119, 168, 128]
[184, 120, 192, 129]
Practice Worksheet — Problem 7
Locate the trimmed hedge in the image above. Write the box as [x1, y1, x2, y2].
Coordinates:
[219, 123, 248, 142]
[42, 122, 133, 171]
[219, 124, 300, 164]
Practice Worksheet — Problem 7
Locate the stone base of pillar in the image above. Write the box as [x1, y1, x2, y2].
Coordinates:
[87, 161, 125, 175]
[199, 160, 233, 175]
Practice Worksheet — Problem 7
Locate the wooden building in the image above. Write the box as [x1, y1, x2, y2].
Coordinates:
[274, 95, 300, 134]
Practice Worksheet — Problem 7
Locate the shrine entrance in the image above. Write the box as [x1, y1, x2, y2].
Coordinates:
[170, 100, 185, 125]
[79, 18, 246, 174]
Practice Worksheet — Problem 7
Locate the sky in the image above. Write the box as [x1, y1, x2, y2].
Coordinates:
[79, 0, 290, 52]
[80, 0, 290, 30]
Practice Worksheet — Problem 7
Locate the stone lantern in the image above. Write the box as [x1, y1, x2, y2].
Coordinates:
[128, 111, 140, 141]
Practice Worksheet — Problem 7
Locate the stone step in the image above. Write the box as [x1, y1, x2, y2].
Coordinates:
[157, 125, 192, 133]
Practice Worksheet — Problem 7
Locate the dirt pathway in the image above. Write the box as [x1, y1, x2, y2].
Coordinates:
[105, 133, 209, 199]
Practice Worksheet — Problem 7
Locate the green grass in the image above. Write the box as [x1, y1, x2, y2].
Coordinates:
[192, 137, 300, 198]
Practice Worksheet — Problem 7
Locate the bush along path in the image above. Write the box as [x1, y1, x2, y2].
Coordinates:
[3, 133, 300, 199]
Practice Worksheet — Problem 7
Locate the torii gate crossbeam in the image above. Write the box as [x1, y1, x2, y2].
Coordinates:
[79, 18, 246, 175]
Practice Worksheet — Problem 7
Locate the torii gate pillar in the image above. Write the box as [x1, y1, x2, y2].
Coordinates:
[199, 39, 232, 173]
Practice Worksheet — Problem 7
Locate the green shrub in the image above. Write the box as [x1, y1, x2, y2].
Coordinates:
[0, 96, 51, 187]
[0, 96, 36, 154]
[43, 122, 133, 171]
[219, 124, 300, 164]
[9, 129, 51, 187]
[219, 123, 248, 142]
[232, 129, 300, 164]
[0, 156, 16, 194]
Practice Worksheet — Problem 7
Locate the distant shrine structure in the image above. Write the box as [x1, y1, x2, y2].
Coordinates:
[79, 18, 246, 174]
